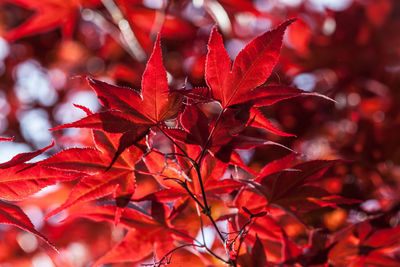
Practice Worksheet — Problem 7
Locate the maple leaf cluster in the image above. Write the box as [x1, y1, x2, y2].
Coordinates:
[0, 0, 400, 266]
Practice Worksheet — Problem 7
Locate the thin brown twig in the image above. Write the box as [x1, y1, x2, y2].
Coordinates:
[101, 0, 147, 61]
[141, 243, 202, 267]
[196, 205, 229, 263]
[158, 123, 228, 261]
[228, 216, 258, 267]
[81, 8, 140, 59]
[165, 177, 205, 211]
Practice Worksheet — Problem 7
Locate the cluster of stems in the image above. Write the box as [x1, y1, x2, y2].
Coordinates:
[153, 108, 262, 267]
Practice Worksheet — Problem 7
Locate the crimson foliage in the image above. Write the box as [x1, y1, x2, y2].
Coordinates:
[0, 0, 399, 266]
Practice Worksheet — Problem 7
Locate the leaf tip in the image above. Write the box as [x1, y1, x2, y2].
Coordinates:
[0, 136, 14, 142]
[73, 103, 93, 115]
[86, 76, 94, 84]
[277, 18, 297, 32]
[210, 24, 219, 35]
[153, 32, 162, 51]
[49, 125, 63, 132]
[48, 139, 56, 149]
[303, 92, 337, 104]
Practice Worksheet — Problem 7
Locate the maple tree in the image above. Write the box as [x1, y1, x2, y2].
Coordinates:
[0, 0, 399, 266]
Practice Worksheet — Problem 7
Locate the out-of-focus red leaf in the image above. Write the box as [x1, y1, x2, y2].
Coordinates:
[329, 221, 400, 266]
[0, 137, 14, 142]
[281, 229, 302, 264]
[0, 200, 57, 250]
[123, 7, 195, 39]
[366, 0, 392, 27]
[287, 19, 312, 55]
[68, 203, 193, 266]
[2, 0, 99, 40]
[362, 225, 400, 248]
[218, 0, 261, 15]
[93, 228, 165, 266]
[246, 160, 360, 216]
[251, 235, 267, 267]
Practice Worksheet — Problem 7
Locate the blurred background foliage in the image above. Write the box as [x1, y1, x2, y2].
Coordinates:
[0, 0, 399, 266]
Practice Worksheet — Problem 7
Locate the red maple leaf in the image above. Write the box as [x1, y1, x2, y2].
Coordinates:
[0, 136, 14, 141]
[67, 202, 194, 266]
[42, 130, 144, 223]
[329, 220, 400, 266]
[164, 103, 295, 165]
[173, 19, 332, 111]
[206, 19, 296, 108]
[52, 34, 182, 167]
[0, 140, 54, 169]
[2, 0, 99, 40]
[143, 150, 241, 219]
[0, 139, 80, 200]
[0, 138, 78, 251]
[0, 200, 57, 250]
[244, 160, 360, 219]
